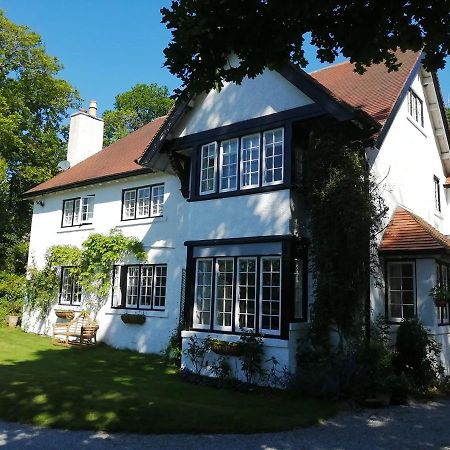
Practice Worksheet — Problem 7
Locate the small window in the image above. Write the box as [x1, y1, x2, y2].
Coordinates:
[387, 261, 416, 320]
[193, 259, 213, 328]
[121, 184, 164, 220]
[434, 176, 441, 212]
[241, 134, 260, 189]
[219, 139, 238, 192]
[112, 264, 167, 310]
[62, 196, 94, 227]
[260, 257, 282, 333]
[236, 257, 257, 330]
[200, 143, 217, 194]
[59, 267, 82, 305]
[263, 128, 284, 185]
[214, 258, 234, 330]
[407, 89, 424, 127]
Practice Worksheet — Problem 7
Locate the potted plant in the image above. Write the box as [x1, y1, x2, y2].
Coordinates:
[121, 313, 146, 325]
[429, 284, 450, 307]
[55, 309, 75, 320]
[210, 339, 243, 357]
[7, 299, 23, 328]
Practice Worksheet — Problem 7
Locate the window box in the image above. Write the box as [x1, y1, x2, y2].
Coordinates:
[210, 340, 243, 357]
[120, 313, 146, 325]
[55, 309, 75, 320]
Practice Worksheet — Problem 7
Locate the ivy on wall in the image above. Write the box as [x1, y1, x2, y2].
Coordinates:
[302, 120, 387, 350]
[27, 229, 146, 314]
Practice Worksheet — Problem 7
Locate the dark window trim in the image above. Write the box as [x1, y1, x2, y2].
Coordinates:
[436, 261, 450, 326]
[408, 88, 424, 128]
[58, 266, 82, 306]
[61, 195, 94, 228]
[111, 263, 167, 311]
[434, 176, 441, 212]
[384, 259, 417, 323]
[121, 183, 164, 221]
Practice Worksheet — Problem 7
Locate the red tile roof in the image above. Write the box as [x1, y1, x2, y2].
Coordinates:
[24, 116, 167, 197]
[310, 51, 420, 125]
[379, 207, 450, 253]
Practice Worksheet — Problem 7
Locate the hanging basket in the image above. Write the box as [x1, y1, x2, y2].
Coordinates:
[55, 310, 75, 320]
[121, 313, 146, 325]
[434, 298, 448, 308]
[210, 340, 243, 357]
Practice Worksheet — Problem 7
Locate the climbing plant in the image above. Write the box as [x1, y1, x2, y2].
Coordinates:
[302, 120, 387, 351]
[27, 229, 146, 313]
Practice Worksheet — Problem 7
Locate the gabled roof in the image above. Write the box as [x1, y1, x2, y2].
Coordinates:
[24, 116, 167, 197]
[379, 207, 450, 254]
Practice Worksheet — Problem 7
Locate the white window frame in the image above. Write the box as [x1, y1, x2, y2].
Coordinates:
[219, 138, 239, 193]
[62, 195, 94, 228]
[151, 185, 165, 217]
[153, 265, 167, 310]
[193, 258, 214, 329]
[125, 266, 140, 307]
[262, 128, 284, 186]
[387, 261, 416, 321]
[112, 266, 122, 307]
[407, 89, 424, 127]
[214, 258, 234, 331]
[240, 134, 260, 190]
[122, 184, 165, 220]
[259, 256, 282, 335]
[136, 187, 151, 219]
[59, 267, 82, 305]
[235, 257, 258, 332]
[199, 142, 217, 195]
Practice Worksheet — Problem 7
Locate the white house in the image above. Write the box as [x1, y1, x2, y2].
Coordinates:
[22, 50, 450, 377]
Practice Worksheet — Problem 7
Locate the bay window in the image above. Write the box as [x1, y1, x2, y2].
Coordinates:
[121, 184, 165, 220]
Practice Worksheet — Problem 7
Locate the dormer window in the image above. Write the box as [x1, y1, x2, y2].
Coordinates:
[62, 195, 94, 228]
[407, 89, 424, 127]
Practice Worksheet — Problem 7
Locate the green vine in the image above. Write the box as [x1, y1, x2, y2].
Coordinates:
[27, 228, 146, 313]
[302, 120, 387, 351]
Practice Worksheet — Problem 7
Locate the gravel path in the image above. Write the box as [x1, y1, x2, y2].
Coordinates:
[1, 400, 450, 450]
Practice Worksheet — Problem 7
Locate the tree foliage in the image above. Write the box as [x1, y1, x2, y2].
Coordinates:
[103, 83, 174, 146]
[162, 0, 450, 93]
[0, 10, 79, 273]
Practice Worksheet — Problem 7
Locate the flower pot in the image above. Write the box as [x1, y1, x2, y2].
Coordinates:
[434, 298, 448, 308]
[55, 310, 75, 320]
[211, 341, 243, 357]
[121, 314, 146, 325]
[8, 315, 19, 328]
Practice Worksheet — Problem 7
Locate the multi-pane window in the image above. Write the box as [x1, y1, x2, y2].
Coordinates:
[112, 264, 167, 310]
[407, 89, 424, 127]
[263, 129, 284, 185]
[198, 127, 284, 196]
[241, 134, 260, 189]
[436, 263, 450, 325]
[59, 267, 82, 305]
[193, 255, 282, 334]
[200, 143, 217, 194]
[122, 184, 164, 220]
[434, 176, 441, 212]
[387, 262, 415, 320]
[62, 196, 94, 227]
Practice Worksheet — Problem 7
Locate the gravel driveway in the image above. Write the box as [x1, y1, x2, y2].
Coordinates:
[1, 399, 450, 450]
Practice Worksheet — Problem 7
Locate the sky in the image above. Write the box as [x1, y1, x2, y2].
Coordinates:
[1, 0, 449, 117]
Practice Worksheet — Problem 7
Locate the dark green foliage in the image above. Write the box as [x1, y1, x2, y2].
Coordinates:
[394, 319, 444, 393]
[162, 0, 449, 93]
[163, 325, 183, 364]
[0, 271, 26, 322]
[239, 333, 265, 384]
[103, 83, 174, 146]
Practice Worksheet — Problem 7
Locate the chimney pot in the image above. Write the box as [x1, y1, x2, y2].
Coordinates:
[89, 100, 98, 117]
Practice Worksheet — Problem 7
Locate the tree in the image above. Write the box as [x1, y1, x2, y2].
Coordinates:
[103, 83, 174, 146]
[0, 10, 79, 273]
[161, 0, 450, 93]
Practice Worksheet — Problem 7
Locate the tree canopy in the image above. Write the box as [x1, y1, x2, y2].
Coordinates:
[161, 0, 450, 93]
[103, 83, 174, 146]
[0, 10, 79, 273]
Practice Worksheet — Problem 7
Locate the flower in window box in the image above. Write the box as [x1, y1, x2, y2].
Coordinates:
[429, 284, 450, 308]
[120, 313, 146, 325]
[54, 309, 75, 320]
[210, 340, 243, 357]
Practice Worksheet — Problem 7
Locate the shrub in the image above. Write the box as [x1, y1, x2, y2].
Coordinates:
[394, 319, 444, 393]
[0, 271, 26, 323]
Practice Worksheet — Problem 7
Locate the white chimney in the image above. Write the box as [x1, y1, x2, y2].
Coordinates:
[66, 100, 104, 167]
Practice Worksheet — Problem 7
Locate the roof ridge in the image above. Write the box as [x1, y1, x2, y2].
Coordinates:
[308, 59, 351, 75]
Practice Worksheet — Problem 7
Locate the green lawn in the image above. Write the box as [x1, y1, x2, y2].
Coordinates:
[0, 327, 336, 434]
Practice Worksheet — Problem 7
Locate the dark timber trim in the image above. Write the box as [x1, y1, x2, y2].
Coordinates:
[185, 235, 295, 248]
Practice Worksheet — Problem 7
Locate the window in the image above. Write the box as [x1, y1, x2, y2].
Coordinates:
[387, 262, 415, 320]
[62, 195, 94, 227]
[198, 127, 284, 196]
[112, 264, 167, 310]
[59, 267, 82, 305]
[434, 176, 441, 212]
[407, 89, 424, 127]
[436, 263, 450, 325]
[193, 255, 282, 334]
[121, 184, 164, 220]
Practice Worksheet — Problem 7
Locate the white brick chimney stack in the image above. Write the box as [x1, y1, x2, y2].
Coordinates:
[66, 100, 104, 167]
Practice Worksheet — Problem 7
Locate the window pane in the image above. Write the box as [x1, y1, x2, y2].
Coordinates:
[194, 259, 213, 326]
[241, 134, 260, 188]
[200, 143, 217, 194]
[215, 259, 234, 328]
[60, 267, 81, 305]
[388, 262, 415, 320]
[81, 196, 94, 222]
[260, 257, 282, 333]
[237, 258, 257, 330]
[140, 266, 153, 307]
[123, 190, 136, 219]
[73, 198, 81, 225]
[63, 200, 74, 227]
[263, 129, 284, 185]
[151, 185, 164, 216]
[137, 187, 151, 218]
[220, 139, 238, 191]
[154, 265, 167, 309]
[112, 266, 122, 307]
[126, 266, 139, 306]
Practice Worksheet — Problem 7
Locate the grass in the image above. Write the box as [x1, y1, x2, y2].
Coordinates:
[0, 327, 336, 434]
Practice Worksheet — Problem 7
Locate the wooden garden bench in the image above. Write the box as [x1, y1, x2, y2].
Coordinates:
[53, 312, 99, 347]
